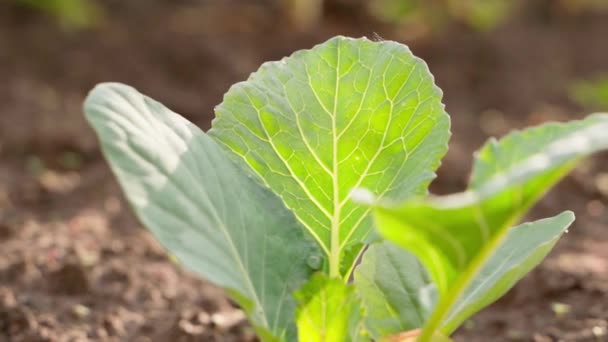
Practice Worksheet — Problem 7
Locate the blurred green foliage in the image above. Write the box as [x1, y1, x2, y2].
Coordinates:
[13, 0, 99, 28]
[559, 0, 608, 13]
[450, 0, 513, 31]
[368, 0, 608, 33]
[368, 0, 421, 23]
[368, 0, 515, 32]
[570, 76, 608, 110]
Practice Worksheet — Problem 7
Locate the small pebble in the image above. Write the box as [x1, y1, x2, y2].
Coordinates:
[551, 302, 571, 318]
[592, 325, 607, 337]
[507, 329, 526, 340]
[72, 304, 91, 319]
[211, 310, 245, 329]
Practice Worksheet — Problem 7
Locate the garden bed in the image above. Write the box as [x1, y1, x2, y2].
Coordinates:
[1, 1, 607, 340]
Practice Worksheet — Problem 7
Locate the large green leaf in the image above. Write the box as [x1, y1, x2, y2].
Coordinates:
[84, 83, 322, 341]
[368, 113, 608, 340]
[296, 274, 366, 342]
[210, 36, 450, 278]
[354, 242, 434, 339]
[441, 211, 574, 333]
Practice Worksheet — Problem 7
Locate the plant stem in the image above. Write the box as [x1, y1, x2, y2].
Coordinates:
[415, 281, 464, 342]
[416, 225, 512, 342]
[329, 240, 340, 278]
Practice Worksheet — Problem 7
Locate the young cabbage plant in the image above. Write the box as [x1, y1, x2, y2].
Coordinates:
[84, 36, 608, 342]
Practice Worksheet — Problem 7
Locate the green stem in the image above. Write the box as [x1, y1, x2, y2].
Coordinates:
[416, 225, 513, 342]
[329, 246, 340, 278]
[415, 274, 470, 341]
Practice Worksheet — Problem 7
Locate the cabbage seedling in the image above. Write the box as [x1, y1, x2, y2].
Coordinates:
[84, 36, 608, 342]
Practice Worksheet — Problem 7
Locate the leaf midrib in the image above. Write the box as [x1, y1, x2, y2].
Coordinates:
[329, 39, 342, 278]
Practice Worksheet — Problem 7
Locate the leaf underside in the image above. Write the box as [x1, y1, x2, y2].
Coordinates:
[84, 83, 322, 341]
[210, 36, 450, 277]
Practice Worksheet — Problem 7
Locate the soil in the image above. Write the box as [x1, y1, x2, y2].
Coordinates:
[1, 1, 607, 341]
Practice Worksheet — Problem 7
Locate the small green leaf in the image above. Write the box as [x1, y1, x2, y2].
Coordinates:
[296, 274, 366, 342]
[441, 211, 574, 333]
[369, 113, 608, 340]
[84, 83, 321, 341]
[354, 242, 434, 338]
[211, 36, 450, 278]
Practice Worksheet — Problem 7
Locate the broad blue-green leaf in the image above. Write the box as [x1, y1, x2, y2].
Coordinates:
[210, 36, 450, 278]
[441, 211, 574, 333]
[368, 113, 608, 340]
[84, 83, 321, 341]
[296, 274, 366, 342]
[354, 242, 434, 339]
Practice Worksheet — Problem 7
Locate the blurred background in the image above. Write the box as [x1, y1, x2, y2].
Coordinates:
[1, 0, 608, 341]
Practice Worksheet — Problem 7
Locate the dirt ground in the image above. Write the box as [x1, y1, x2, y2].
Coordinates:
[1, 1, 607, 341]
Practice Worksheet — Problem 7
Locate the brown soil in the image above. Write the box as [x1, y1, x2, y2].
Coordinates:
[1, 1, 607, 341]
